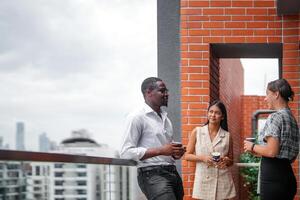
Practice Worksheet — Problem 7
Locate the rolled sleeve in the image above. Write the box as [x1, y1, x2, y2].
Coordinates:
[263, 114, 281, 141]
[120, 114, 146, 161]
[120, 146, 147, 161]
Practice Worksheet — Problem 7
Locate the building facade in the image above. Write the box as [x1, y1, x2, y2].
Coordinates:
[0, 162, 27, 200]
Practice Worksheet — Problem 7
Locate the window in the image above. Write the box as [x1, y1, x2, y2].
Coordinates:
[77, 164, 86, 169]
[77, 189, 87, 195]
[55, 189, 64, 195]
[77, 181, 87, 186]
[35, 166, 40, 176]
[54, 172, 64, 177]
[55, 180, 64, 186]
[54, 163, 63, 168]
[77, 172, 86, 177]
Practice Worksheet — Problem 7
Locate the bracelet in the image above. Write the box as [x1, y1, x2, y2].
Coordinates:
[251, 143, 255, 152]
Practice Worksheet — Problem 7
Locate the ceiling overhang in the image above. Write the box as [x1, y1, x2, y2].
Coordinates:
[277, 0, 300, 15]
[210, 43, 283, 78]
[210, 43, 282, 58]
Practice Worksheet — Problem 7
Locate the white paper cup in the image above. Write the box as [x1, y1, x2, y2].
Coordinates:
[212, 152, 221, 162]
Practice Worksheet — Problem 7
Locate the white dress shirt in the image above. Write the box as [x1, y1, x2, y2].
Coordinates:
[120, 103, 175, 168]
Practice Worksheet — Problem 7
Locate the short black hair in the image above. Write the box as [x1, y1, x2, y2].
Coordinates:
[141, 77, 162, 96]
[267, 79, 294, 102]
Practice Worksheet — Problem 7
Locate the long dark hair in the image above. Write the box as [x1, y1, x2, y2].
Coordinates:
[205, 100, 228, 131]
[267, 78, 294, 102]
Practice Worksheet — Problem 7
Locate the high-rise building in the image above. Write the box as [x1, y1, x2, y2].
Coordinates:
[39, 132, 51, 152]
[16, 122, 25, 150]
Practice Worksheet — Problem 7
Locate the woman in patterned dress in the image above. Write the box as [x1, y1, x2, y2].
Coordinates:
[244, 79, 299, 200]
[185, 100, 236, 200]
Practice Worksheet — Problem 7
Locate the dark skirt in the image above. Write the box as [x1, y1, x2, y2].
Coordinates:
[260, 157, 297, 200]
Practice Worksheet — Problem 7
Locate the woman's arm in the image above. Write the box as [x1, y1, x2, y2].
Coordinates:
[244, 136, 279, 158]
[184, 127, 213, 165]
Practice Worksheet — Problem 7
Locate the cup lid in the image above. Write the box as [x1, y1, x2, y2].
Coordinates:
[212, 152, 220, 156]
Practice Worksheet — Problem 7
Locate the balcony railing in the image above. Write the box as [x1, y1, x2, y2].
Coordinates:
[0, 150, 136, 166]
[0, 149, 139, 200]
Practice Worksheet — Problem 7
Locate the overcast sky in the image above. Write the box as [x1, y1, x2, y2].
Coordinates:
[241, 58, 278, 95]
[0, 1, 278, 152]
[0, 0, 157, 151]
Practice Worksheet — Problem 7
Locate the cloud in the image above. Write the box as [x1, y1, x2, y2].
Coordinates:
[0, 0, 157, 152]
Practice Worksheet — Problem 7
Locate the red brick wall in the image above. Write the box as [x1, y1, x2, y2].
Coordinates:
[180, 0, 300, 199]
[219, 59, 244, 199]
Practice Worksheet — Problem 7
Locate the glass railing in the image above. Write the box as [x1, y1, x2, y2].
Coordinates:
[0, 149, 147, 200]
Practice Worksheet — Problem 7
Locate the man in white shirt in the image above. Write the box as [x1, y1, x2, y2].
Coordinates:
[120, 77, 185, 200]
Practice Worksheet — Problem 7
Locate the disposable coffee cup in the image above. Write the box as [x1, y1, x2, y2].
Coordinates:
[212, 152, 221, 162]
[245, 137, 256, 143]
[172, 141, 182, 146]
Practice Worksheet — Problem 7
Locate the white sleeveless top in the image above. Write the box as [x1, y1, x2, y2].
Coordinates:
[192, 125, 236, 200]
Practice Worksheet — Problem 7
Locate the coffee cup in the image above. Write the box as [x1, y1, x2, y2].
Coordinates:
[212, 152, 221, 162]
[245, 137, 256, 143]
[172, 141, 182, 147]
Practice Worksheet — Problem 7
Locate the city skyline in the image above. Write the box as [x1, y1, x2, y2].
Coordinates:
[1, 122, 115, 152]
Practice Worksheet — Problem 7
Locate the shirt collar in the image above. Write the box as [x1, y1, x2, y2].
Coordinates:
[143, 102, 167, 117]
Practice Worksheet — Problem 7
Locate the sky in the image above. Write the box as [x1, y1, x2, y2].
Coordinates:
[241, 58, 279, 95]
[0, 1, 278, 152]
[0, 0, 157, 151]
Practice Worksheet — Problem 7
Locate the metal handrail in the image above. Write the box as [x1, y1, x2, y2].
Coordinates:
[251, 109, 275, 136]
[0, 150, 137, 166]
[236, 162, 259, 167]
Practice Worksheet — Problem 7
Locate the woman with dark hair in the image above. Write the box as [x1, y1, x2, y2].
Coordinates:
[244, 79, 299, 200]
[185, 100, 236, 200]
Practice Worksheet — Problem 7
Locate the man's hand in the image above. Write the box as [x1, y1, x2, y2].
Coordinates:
[172, 145, 186, 159]
[159, 143, 186, 159]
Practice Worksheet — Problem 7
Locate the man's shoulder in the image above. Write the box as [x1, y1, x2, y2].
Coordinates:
[126, 106, 147, 121]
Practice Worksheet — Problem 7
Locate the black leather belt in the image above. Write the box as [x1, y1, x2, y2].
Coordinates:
[138, 165, 176, 173]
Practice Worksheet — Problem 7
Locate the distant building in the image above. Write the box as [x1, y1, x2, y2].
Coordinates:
[0, 137, 3, 149]
[16, 122, 25, 150]
[27, 129, 135, 200]
[0, 162, 27, 199]
[0, 136, 10, 150]
[39, 132, 51, 152]
[49, 141, 58, 151]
